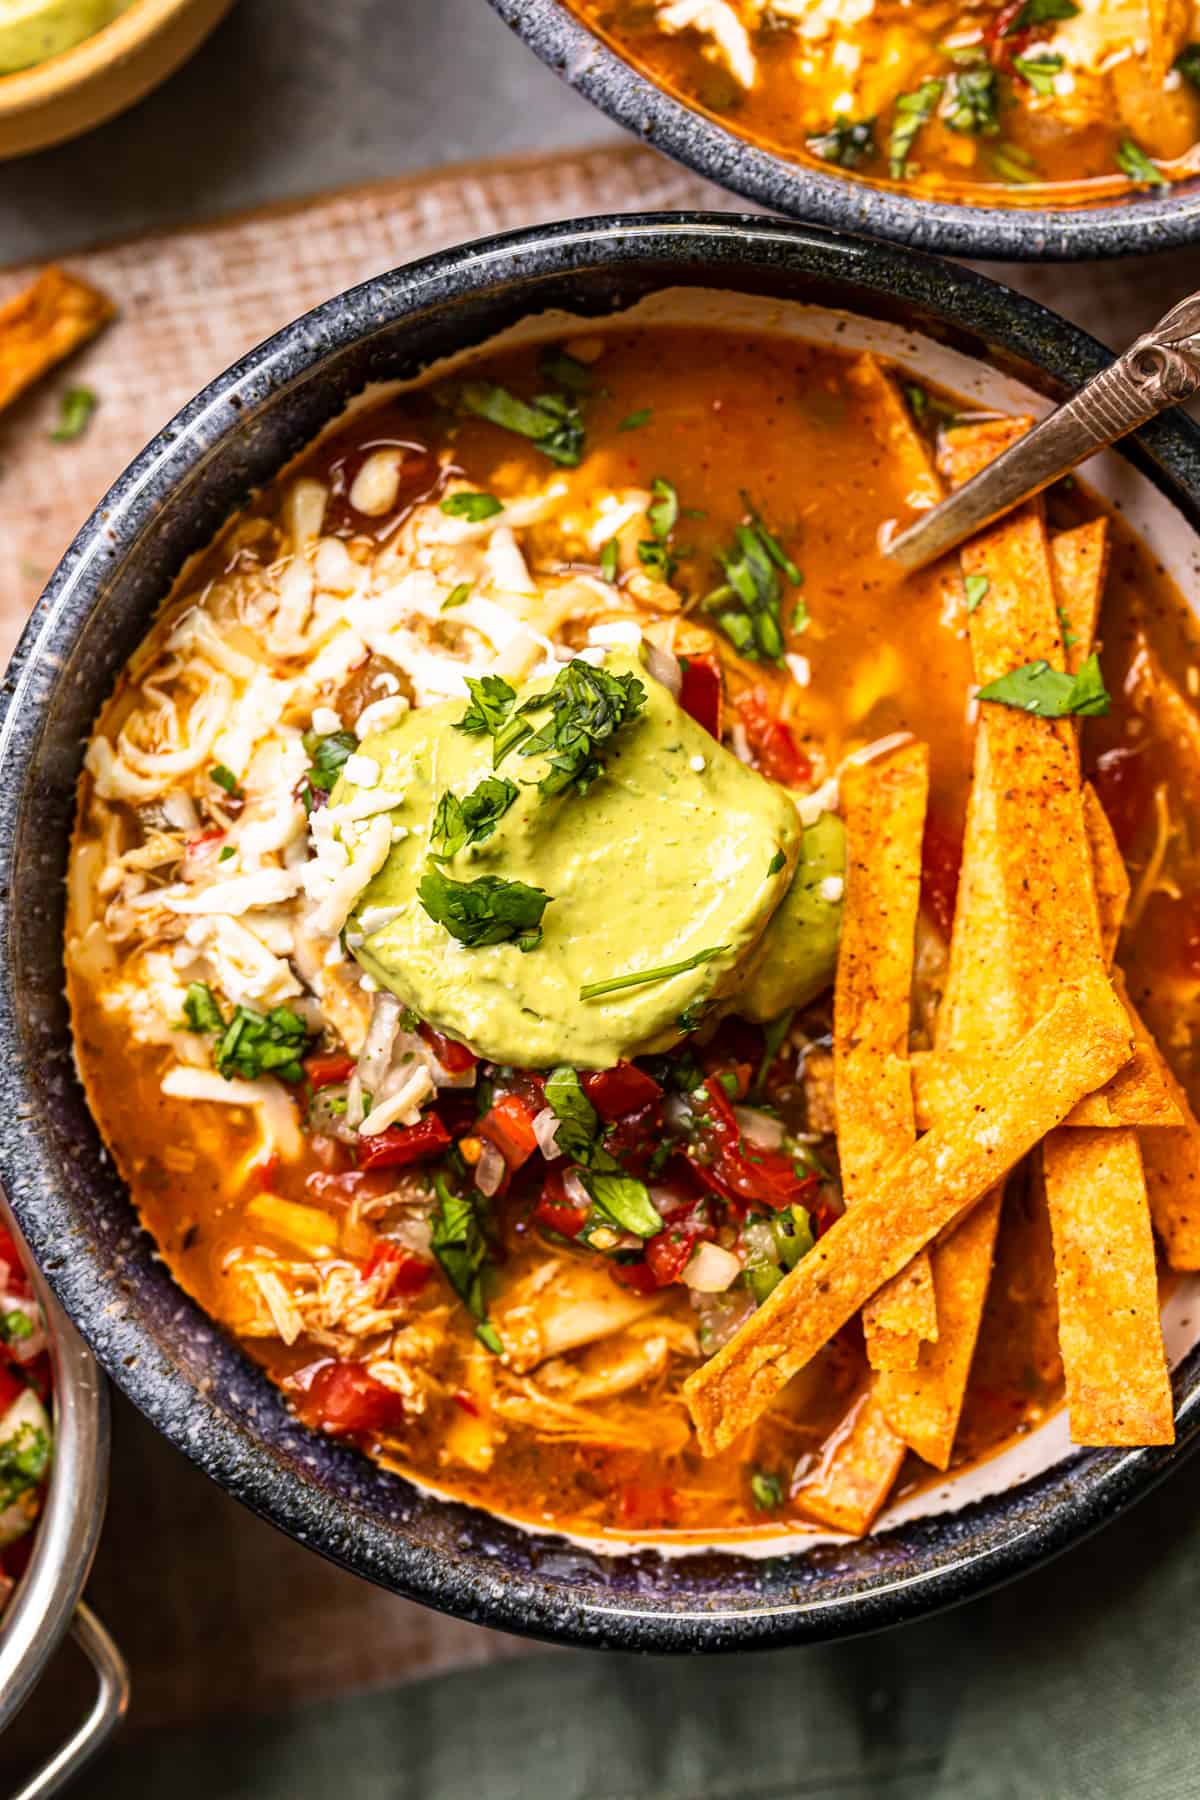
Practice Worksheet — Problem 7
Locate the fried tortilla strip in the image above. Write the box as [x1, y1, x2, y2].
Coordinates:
[1119, 972, 1200, 1269]
[1125, 631, 1200, 818]
[1083, 783, 1129, 965]
[845, 354, 943, 512]
[684, 979, 1131, 1456]
[1053, 520, 1110, 681]
[910, 1039, 1180, 1131]
[793, 1387, 906, 1536]
[0, 267, 114, 412]
[1041, 1128, 1172, 1444]
[836, 741, 935, 1369]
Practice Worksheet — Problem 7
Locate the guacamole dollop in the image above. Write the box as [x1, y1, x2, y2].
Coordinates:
[336, 654, 842, 1067]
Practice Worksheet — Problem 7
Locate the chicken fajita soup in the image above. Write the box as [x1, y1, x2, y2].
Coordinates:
[565, 0, 1200, 206]
[67, 324, 1200, 1540]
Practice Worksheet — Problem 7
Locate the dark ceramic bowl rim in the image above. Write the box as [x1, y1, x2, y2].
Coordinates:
[488, 0, 1200, 261]
[3, 214, 1200, 1653]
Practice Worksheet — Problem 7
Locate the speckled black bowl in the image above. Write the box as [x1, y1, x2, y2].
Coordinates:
[3, 215, 1200, 1652]
[489, 0, 1200, 261]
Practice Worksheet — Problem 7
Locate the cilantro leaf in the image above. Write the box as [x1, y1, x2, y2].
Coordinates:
[543, 1064, 614, 1170]
[431, 775, 518, 860]
[618, 407, 652, 432]
[432, 1174, 500, 1349]
[299, 729, 357, 812]
[442, 582, 473, 611]
[518, 659, 647, 798]
[1117, 138, 1167, 188]
[1007, 0, 1078, 29]
[638, 476, 681, 583]
[702, 500, 802, 664]
[0, 1421, 50, 1509]
[417, 867, 551, 950]
[0, 1310, 33, 1344]
[976, 651, 1111, 718]
[889, 78, 943, 178]
[1013, 51, 1064, 95]
[943, 62, 999, 136]
[750, 1469, 785, 1511]
[51, 385, 97, 443]
[182, 981, 225, 1035]
[215, 1004, 311, 1084]
[964, 574, 989, 613]
[459, 380, 585, 467]
[580, 944, 728, 1000]
[453, 675, 531, 765]
[440, 492, 504, 522]
[807, 116, 876, 168]
[210, 763, 241, 796]
[582, 1170, 663, 1239]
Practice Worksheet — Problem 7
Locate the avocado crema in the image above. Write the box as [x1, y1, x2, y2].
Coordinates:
[336, 655, 845, 1068]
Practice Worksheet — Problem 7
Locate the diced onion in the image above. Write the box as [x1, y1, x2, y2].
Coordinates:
[643, 641, 682, 699]
[358, 991, 402, 1095]
[733, 1105, 785, 1149]
[563, 1168, 591, 1211]
[476, 1140, 507, 1198]
[682, 1242, 742, 1293]
[532, 1106, 563, 1160]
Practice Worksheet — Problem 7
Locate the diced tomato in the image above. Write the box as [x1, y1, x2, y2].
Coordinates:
[531, 1169, 589, 1240]
[304, 1050, 357, 1090]
[356, 1112, 452, 1171]
[701, 1059, 752, 1103]
[1090, 744, 1153, 853]
[601, 1100, 664, 1178]
[365, 1241, 432, 1298]
[609, 1257, 659, 1294]
[678, 654, 723, 739]
[921, 811, 963, 942]
[644, 1228, 698, 1287]
[618, 1480, 677, 1528]
[984, 0, 1031, 69]
[582, 1062, 663, 1121]
[686, 1075, 817, 1213]
[303, 1361, 410, 1437]
[0, 1362, 25, 1415]
[418, 1024, 478, 1075]
[479, 1093, 540, 1170]
[736, 689, 813, 789]
[0, 1228, 28, 1298]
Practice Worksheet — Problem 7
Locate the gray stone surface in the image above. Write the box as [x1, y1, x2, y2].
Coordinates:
[0, 0, 618, 264]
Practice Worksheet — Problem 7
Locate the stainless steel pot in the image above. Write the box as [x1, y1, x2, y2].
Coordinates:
[0, 1219, 126, 1798]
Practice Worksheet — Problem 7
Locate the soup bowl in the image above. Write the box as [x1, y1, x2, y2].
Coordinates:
[3, 215, 1200, 1652]
[488, 0, 1200, 261]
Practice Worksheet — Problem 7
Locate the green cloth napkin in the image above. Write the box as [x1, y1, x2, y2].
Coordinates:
[83, 1447, 1200, 1800]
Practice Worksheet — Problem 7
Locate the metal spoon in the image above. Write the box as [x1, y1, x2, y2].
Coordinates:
[886, 292, 1200, 572]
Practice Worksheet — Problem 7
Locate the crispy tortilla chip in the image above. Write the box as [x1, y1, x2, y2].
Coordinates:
[910, 1039, 1179, 1131]
[836, 742, 935, 1369]
[1052, 520, 1110, 679]
[1084, 783, 1129, 965]
[0, 267, 114, 413]
[1041, 1128, 1173, 1444]
[1118, 974, 1200, 1269]
[793, 1387, 906, 1536]
[683, 979, 1130, 1456]
[846, 355, 943, 512]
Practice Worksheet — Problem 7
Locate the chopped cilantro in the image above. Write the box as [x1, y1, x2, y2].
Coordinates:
[964, 574, 989, 613]
[518, 659, 647, 798]
[537, 345, 593, 394]
[599, 537, 620, 584]
[182, 981, 225, 1035]
[702, 500, 802, 664]
[440, 492, 504, 522]
[299, 730, 356, 812]
[0, 1309, 33, 1344]
[989, 142, 1040, 185]
[458, 379, 585, 467]
[792, 595, 810, 634]
[889, 78, 943, 179]
[442, 582, 473, 610]
[807, 116, 876, 168]
[580, 944, 727, 1000]
[977, 651, 1110, 718]
[218, 845, 236, 862]
[1117, 138, 1167, 188]
[677, 999, 713, 1032]
[638, 476, 681, 583]
[1057, 606, 1078, 650]
[417, 867, 551, 951]
[51, 385, 97, 443]
[581, 1170, 663, 1239]
[181, 981, 311, 1082]
[943, 62, 999, 136]
[750, 1470, 785, 1511]
[0, 1421, 50, 1509]
[1006, 0, 1078, 29]
[431, 776, 518, 860]
[453, 674, 531, 765]
[618, 407, 652, 432]
[210, 764, 241, 796]
[1012, 51, 1064, 95]
[431, 1174, 499, 1347]
[544, 1065, 617, 1170]
[767, 850, 786, 877]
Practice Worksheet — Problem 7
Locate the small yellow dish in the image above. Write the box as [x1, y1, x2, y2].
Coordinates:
[0, 0, 233, 159]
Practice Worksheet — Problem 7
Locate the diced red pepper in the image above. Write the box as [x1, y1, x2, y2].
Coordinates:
[1090, 745, 1153, 853]
[736, 689, 813, 789]
[0, 1362, 25, 1415]
[582, 1062, 663, 1121]
[304, 1050, 357, 1090]
[303, 1361, 410, 1437]
[418, 1024, 479, 1075]
[479, 1093, 540, 1170]
[920, 811, 963, 943]
[356, 1112, 452, 1171]
[531, 1169, 589, 1240]
[678, 654, 723, 740]
[365, 1240, 432, 1298]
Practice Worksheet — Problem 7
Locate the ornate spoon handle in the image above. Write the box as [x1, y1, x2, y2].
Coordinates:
[886, 292, 1200, 572]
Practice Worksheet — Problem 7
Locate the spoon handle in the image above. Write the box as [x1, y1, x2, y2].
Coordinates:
[886, 292, 1200, 572]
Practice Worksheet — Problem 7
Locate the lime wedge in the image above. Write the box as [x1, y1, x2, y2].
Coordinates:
[0, 0, 128, 75]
